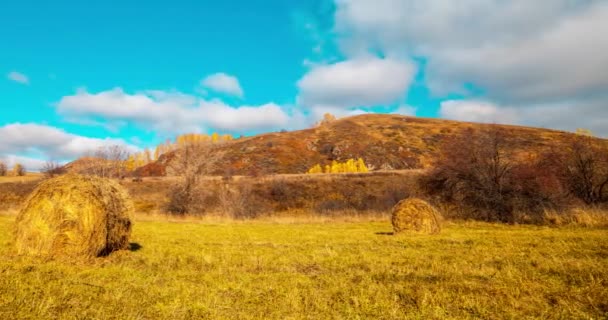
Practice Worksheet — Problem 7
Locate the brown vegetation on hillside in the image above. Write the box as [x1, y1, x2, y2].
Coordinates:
[61, 115, 594, 178]
[145, 114, 584, 177]
[6, 115, 608, 225]
[422, 127, 608, 223]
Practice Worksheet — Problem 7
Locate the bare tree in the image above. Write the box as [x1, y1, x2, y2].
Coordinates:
[422, 127, 514, 222]
[89, 145, 131, 178]
[546, 135, 608, 204]
[165, 144, 223, 214]
[107, 145, 130, 178]
[0, 161, 7, 176]
[42, 160, 65, 178]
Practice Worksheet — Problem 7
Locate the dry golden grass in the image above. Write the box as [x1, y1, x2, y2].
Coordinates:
[14, 174, 133, 258]
[541, 207, 608, 227]
[1, 213, 607, 319]
[0, 172, 43, 184]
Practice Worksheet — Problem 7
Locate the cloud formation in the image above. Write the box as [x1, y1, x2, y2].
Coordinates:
[333, 0, 608, 135]
[439, 98, 608, 137]
[0, 123, 139, 170]
[56, 88, 290, 133]
[297, 57, 416, 109]
[439, 100, 518, 124]
[7, 71, 29, 85]
[201, 73, 244, 98]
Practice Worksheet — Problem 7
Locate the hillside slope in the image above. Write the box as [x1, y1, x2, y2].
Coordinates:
[148, 114, 584, 176]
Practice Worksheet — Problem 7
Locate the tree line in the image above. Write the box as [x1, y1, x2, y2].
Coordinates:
[0, 162, 26, 177]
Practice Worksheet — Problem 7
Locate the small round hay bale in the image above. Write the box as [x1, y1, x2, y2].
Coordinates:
[391, 198, 441, 234]
[14, 174, 133, 258]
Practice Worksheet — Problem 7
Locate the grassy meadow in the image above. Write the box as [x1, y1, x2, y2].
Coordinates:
[1, 213, 607, 319]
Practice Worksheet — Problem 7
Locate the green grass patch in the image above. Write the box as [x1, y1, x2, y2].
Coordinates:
[1, 215, 607, 319]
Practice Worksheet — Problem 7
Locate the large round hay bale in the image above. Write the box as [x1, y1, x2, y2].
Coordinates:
[14, 174, 133, 258]
[391, 198, 441, 234]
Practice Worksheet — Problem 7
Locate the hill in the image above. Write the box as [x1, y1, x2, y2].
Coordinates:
[149, 114, 584, 176]
[61, 114, 596, 177]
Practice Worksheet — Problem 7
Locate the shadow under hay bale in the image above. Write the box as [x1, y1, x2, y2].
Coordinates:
[391, 198, 441, 234]
[14, 174, 134, 258]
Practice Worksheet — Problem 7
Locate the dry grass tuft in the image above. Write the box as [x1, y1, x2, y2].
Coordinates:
[542, 207, 608, 227]
[392, 198, 441, 234]
[13, 174, 133, 258]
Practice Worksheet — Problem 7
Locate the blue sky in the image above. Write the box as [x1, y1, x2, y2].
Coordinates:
[2, 0, 607, 169]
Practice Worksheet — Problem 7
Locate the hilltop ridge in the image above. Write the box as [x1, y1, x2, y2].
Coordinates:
[139, 114, 582, 176]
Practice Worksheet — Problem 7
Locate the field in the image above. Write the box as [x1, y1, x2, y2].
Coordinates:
[0, 173, 43, 184]
[1, 213, 607, 319]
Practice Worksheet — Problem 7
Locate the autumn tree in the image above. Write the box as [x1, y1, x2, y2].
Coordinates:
[143, 148, 152, 164]
[356, 158, 369, 173]
[576, 128, 594, 137]
[306, 158, 369, 174]
[0, 161, 6, 176]
[316, 113, 337, 127]
[307, 164, 323, 174]
[154, 146, 161, 161]
[11, 163, 26, 176]
[125, 155, 137, 172]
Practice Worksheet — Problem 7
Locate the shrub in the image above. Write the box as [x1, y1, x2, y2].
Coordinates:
[13, 174, 133, 258]
[421, 127, 558, 222]
[42, 161, 65, 178]
[218, 183, 265, 219]
[543, 135, 608, 204]
[0, 161, 6, 176]
[166, 176, 198, 215]
[11, 163, 26, 176]
[391, 198, 441, 234]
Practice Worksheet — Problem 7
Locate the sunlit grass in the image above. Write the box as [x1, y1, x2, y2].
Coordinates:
[1, 214, 607, 319]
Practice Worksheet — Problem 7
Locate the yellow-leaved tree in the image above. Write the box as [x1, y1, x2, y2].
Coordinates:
[307, 164, 323, 174]
[306, 158, 370, 174]
[125, 155, 136, 172]
[356, 158, 369, 173]
[576, 128, 594, 137]
[11, 163, 26, 176]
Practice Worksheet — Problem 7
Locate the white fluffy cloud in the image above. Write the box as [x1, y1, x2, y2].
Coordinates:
[0, 123, 139, 170]
[333, 0, 608, 135]
[336, 0, 608, 101]
[392, 105, 416, 116]
[440, 99, 608, 137]
[334, 0, 608, 103]
[56, 88, 290, 133]
[439, 100, 518, 124]
[201, 73, 244, 98]
[297, 57, 416, 109]
[7, 71, 29, 85]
